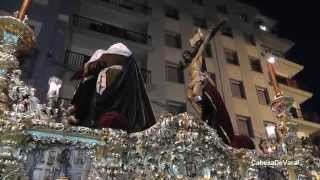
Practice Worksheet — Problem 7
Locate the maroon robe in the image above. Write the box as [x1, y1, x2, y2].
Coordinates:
[202, 80, 254, 149]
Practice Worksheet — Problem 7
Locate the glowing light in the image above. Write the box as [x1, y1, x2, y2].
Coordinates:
[47, 76, 62, 98]
[267, 56, 276, 64]
[259, 25, 268, 31]
[265, 125, 276, 138]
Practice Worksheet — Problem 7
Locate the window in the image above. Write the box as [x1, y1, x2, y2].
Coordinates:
[166, 62, 184, 83]
[244, 33, 256, 45]
[34, 0, 49, 5]
[140, 68, 152, 88]
[220, 25, 233, 38]
[216, 4, 227, 14]
[89, 21, 104, 33]
[256, 86, 270, 105]
[240, 14, 249, 23]
[193, 16, 207, 29]
[274, 74, 298, 88]
[165, 31, 182, 48]
[261, 45, 284, 58]
[230, 79, 246, 98]
[249, 57, 262, 73]
[192, 0, 203, 5]
[165, 5, 179, 20]
[236, 115, 254, 137]
[275, 74, 288, 85]
[224, 49, 239, 65]
[167, 100, 186, 114]
[204, 44, 213, 57]
[287, 79, 298, 88]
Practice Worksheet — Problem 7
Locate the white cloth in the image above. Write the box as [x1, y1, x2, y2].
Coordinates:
[96, 65, 123, 95]
[85, 43, 132, 68]
[87, 49, 107, 65]
[105, 42, 132, 57]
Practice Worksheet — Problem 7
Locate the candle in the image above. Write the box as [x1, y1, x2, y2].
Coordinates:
[18, 0, 32, 20]
[47, 76, 62, 98]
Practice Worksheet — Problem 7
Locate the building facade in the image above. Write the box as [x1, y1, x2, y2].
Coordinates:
[1, 0, 320, 179]
[0, 0, 79, 100]
[59, 0, 317, 141]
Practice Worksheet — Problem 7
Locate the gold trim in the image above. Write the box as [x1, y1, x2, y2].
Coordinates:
[0, 16, 36, 55]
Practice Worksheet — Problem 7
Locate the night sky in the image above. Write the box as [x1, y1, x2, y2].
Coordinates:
[240, 0, 320, 122]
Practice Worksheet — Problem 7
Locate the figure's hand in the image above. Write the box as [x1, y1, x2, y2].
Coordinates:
[62, 115, 79, 126]
[188, 71, 206, 100]
[66, 105, 76, 115]
[62, 105, 79, 126]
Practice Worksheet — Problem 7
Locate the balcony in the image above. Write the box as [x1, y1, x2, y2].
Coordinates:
[292, 118, 320, 137]
[275, 74, 299, 89]
[73, 15, 151, 45]
[279, 84, 312, 104]
[268, 75, 312, 104]
[258, 32, 294, 53]
[64, 50, 152, 89]
[100, 0, 152, 15]
[141, 68, 152, 90]
[275, 74, 310, 94]
[64, 50, 90, 70]
[272, 56, 303, 79]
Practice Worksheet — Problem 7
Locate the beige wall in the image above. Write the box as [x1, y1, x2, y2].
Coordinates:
[63, 0, 316, 147]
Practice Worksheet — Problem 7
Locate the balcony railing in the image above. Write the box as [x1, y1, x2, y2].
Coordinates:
[100, 0, 152, 15]
[64, 51, 152, 89]
[64, 50, 90, 69]
[267, 73, 309, 92]
[73, 15, 151, 45]
[141, 68, 151, 89]
[275, 74, 310, 91]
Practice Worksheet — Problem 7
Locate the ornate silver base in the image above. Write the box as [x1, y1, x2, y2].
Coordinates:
[1, 112, 318, 179]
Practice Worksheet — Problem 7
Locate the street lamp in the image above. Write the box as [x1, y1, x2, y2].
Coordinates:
[266, 56, 283, 98]
[263, 54, 304, 179]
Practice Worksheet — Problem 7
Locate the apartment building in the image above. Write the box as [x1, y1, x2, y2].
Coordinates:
[57, 0, 319, 145]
